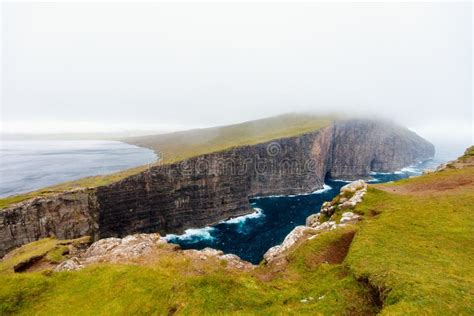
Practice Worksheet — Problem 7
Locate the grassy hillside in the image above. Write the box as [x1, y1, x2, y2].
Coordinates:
[0, 113, 333, 209]
[347, 167, 474, 314]
[1, 147, 473, 315]
[124, 113, 335, 163]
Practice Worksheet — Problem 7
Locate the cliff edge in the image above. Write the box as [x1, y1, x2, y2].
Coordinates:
[0, 117, 434, 256]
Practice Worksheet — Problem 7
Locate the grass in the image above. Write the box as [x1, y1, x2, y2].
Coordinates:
[0, 226, 376, 315]
[0, 237, 91, 274]
[124, 113, 335, 164]
[346, 167, 474, 314]
[0, 113, 333, 210]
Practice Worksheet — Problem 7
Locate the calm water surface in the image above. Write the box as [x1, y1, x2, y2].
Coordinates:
[0, 140, 156, 197]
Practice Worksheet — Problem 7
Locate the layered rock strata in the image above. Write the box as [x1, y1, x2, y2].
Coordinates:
[0, 119, 434, 257]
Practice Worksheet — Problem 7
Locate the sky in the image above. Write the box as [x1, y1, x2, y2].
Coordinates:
[0, 2, 472, 148]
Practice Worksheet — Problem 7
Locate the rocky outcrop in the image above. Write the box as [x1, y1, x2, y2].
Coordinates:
[55, 233, 254, 272]
[0, 119, 434, 257]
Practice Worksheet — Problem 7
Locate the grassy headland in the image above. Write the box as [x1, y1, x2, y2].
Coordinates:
[124, 113, 335, 163]
[0, 113, 334, 209]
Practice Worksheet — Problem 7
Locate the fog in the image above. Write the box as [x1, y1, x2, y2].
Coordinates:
[1, 2, 472, 152]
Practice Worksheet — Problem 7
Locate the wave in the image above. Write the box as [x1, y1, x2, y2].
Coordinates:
[252, 184, 333, 199]
[331, 179, 353, 183]
[222, 208, 265, 224]
[371, 165, 422, 176]
[165, 226, 216, 243]
[310, 184, 333, 194]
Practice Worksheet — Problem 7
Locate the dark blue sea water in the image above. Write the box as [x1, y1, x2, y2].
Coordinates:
[166, 160, 440, 264]
[0, 140, 157, 197]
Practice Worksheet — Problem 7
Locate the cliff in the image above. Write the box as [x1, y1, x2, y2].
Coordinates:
[0, 119, 434, 257]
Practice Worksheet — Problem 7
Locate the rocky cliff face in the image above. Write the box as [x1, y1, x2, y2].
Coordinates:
[329, 120, 435, 179]
[0, 119, 434, 257]
[0, 190, 99, 257]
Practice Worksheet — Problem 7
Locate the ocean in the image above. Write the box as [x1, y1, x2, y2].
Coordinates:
[0, 140, 156, 197]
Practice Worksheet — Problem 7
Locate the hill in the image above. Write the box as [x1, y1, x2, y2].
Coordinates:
[0, 147, 472, 315]
[123, 113, 335, 163]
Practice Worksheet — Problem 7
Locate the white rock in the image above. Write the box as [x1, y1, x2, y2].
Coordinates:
[54, 257, 83, 272]
[264, 226, 316, 262]
[306, 213, 321, 227]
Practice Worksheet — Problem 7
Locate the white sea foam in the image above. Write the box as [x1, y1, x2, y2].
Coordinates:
[223, 208, 265, 224]
[371, 165, 422, 176]
[400, 166, 419, 173]
[331, 179, 353, 183]
[165, 226, 216, 242]
[367, 178, 381, 183]
[311, 184, 332, 194]
[252, 184, 333, 199]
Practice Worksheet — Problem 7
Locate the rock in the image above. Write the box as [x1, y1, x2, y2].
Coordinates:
[341, 180, 367, 193]
[81, 233, 165, 264]
[306, 214, 320, 227]
[264, 226, 317, 263]
[314, 221, 337, 231]
[340, 201, 357, 210]
[55, 257, 83, 272]
[184, 248, 254, 270]
[55, 233, 165, 271]
[340, 212, 361, 224]
[55, 233, 255, 272]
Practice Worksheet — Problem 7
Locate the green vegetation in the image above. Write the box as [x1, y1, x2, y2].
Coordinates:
[125, 113, 335, 164]
[0, 227, 376, 315]
[0, 237, 90, 274]
[346, 167, 474, 315]
[0, 113, 334, 209]
[459, 145, 474, 161]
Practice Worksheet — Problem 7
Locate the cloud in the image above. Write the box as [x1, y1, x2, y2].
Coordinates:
[1, 2, 472, 137]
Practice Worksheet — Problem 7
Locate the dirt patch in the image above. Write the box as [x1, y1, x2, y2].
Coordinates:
[22, 257, 57, 273]
[307, 230, 356, 267]
[357, 276, 384, 312]
[367, 209, 382, 217]
[256, 257, 290, 282]
[376, 173, 474, 196]
[13, 254, 45, 273]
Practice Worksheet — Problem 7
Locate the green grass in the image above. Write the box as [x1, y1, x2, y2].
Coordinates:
[124, 113, 335, 164]
[0, 239, 60, 274]
[0, 226, 375, 315]
[459, 145, 474, 161]
[0, 237, 91, 274]
[346, 169, 474, 314]
[0, 113, 333, 210]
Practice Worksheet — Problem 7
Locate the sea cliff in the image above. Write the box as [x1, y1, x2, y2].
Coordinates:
[0, 119, 434, 256]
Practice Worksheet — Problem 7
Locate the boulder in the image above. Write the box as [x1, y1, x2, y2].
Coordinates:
[306, 214, 321, 227]
[340, 212, 361, 224]
[264, 226, 317, 263]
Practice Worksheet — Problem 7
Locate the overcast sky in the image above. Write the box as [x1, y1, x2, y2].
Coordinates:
[1, 2, 472, 145]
